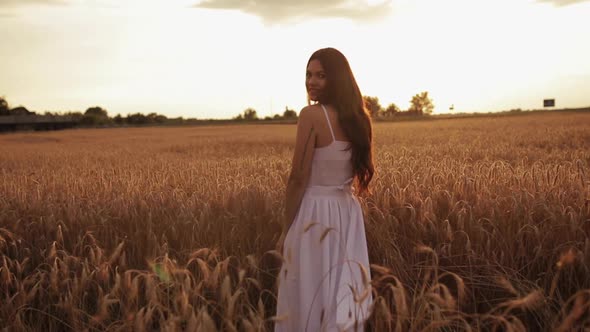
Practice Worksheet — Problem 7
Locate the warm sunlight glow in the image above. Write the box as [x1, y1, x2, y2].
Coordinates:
[366, 0, 389, 5]
[1, 0, 589, 118]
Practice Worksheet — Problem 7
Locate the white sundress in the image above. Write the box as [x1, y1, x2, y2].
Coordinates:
[275, 104, 373, 332]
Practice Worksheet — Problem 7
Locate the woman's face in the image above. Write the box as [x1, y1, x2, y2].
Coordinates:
[306, 59, 327, 102]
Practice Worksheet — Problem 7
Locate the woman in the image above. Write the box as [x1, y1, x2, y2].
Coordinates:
[275, 47, 375, 332]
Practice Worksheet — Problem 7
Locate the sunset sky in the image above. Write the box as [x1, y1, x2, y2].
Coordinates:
[1, 0, 589, 119]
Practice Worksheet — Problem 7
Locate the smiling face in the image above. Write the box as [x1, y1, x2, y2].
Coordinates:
[306, 59, 327, 102]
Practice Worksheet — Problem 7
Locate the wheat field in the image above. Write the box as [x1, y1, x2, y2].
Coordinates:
[1, 112, 589, 331]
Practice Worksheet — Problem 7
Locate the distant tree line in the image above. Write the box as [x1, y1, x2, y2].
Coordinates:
[233, 106, 298, 122]
[363, 91, 435, 118]
[0, 97, 37, 116]
[0, 96, 199, 127]
[1, 91, 435, 130]
[233, 92, 435, 122]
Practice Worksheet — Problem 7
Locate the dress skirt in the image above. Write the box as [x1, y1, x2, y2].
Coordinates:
[275, 185, 373, 332]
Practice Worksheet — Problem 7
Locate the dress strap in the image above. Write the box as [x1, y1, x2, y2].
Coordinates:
[320, 104, 336, 141]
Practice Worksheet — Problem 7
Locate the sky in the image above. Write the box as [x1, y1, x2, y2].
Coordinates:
[1, 0, 589, 119]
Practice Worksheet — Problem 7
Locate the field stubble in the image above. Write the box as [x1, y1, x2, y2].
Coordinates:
[1, 112, 590, 331]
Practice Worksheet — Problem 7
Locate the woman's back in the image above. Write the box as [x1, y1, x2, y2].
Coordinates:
[308, 104, 354, 187]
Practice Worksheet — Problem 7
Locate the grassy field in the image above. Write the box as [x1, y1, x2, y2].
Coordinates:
[1, 112, 589, 331]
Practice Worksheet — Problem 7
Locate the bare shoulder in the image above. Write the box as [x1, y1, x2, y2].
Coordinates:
[298, 105, 321, 123]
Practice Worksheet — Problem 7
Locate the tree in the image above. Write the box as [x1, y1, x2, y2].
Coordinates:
[383, 103, 400, 117]
[11, 106, 35, 115]
[85, 106, 108, 117]
[242, 107, 258, 121]
[114, 114, 124, 125]
[408, 91, 434, 115]
[363, 96, 383, 117]
[147, 112, 167, 124]
[82, 106, 109, 125]
[65, 111, 84, 121]
[283, 106, 297, 119]
[126, 113, 148, 125]
[155, 114, 168, 124]
[0, 97, 9, 116]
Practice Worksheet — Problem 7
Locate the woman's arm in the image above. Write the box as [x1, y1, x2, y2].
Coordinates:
[284, 106, 316, 231]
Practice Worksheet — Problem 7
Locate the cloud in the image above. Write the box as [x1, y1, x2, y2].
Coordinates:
[192, 0, 392, 24]
[537, 0, 590, 6]
[0, 0, 69, 7]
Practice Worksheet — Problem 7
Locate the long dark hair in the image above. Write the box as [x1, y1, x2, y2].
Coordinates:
[307, 47, 375, 195]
